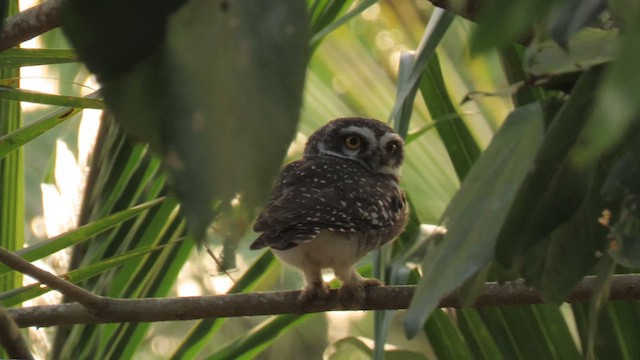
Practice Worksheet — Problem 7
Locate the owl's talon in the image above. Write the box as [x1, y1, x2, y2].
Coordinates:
[362, 278, 383, 287]
[299, 280, 331, 307]
[338, 278, 382, 308]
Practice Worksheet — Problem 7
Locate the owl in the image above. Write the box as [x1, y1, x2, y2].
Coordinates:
[250, 117, 407, 306]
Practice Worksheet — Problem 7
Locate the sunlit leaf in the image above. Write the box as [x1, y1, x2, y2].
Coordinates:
[0, 49, 78, 68]
[310, 0, 378, 47]
[204, 314, 309, 360]
[170, 251, 275, 359]
[0, 244, 169, 306]
[0, 197, 164, 277]
[0, 86, 104, 108]
[0, 93, 100, 159]
[419, 53, 480, 180]
[0, 59, 23, 292]
[388, 8, 454, 124]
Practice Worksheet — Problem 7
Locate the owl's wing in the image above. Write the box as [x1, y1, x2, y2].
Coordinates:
[251, 158, 405, 250]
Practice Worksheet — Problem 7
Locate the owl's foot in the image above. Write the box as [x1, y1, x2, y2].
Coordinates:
[299, 280, 331, 306]
[338, 277, 382, 308]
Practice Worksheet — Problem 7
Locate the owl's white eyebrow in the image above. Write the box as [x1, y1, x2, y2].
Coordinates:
[379, 132, 403, 147]
[339, 126, 377, 144]
[317, 142, 372, 169]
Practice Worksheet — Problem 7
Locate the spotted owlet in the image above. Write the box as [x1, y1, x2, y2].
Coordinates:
[250, 117, 407, 305]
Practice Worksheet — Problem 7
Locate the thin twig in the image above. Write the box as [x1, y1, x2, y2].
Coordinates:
[0, 247, 106, 314]
[203, 243, 237, 285]
[0, 0, 63, 52]
[0, 305, 33, 359]
[7, 274, 640, 328]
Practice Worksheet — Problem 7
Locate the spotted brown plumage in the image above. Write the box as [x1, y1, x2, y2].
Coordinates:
[251, 117, 408, 305]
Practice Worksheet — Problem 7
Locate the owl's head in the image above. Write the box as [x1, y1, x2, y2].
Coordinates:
[303, 117, 405, 178]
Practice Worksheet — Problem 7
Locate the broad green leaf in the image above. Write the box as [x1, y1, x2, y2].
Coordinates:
[404, 101, 545, 337]
[0, 86, 104, 109]
[524, 28, 618, 76]
[534, 165, 610, 304]
[495, 67, 603, 267]
[549, 0, 608, 50]
[572, 4, 640, 166]
[95, 1, 310, 240]
[61, 0, 187, 80]
[167, 0, 308, 238]
[456, 263, 491, 307]
[0, 48, 78, 68]
[471, 0, 555, 53]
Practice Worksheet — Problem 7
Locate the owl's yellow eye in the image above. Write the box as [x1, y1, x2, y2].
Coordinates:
[344, 135, 362, 150]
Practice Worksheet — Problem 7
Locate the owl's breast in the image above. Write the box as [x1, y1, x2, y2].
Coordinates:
[273, 225, 403, 272]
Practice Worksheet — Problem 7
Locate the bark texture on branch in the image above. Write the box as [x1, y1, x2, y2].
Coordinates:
[0, 0, 62, 52]
[0, 247, 105, 313]
[8, 274, 640, 328]
[0, 305, 33, 359]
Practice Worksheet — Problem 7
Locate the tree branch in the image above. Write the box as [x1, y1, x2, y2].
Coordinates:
[0, 0, 62, 52]
[0, 247, 106, 314]
[0, 305, 33, 359]
[7, 274, 640, 328]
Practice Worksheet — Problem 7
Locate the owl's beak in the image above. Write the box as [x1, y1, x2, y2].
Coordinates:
[366, 153, 382, 172]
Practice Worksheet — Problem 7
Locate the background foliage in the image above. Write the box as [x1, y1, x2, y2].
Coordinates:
[1, 0, 639, 359]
